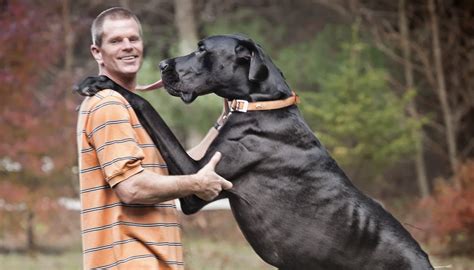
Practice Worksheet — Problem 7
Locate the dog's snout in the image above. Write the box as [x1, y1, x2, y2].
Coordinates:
[159, 61, 170, 72]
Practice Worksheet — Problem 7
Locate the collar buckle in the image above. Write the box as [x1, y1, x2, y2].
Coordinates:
[231, 99, 249, 112]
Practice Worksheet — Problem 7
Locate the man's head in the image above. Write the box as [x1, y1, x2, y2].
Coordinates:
[90, 7, 144, 85]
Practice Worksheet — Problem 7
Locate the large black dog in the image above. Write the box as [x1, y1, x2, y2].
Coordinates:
[76, 34, 433, 269]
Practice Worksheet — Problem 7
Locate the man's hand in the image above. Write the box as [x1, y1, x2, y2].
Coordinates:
[192, 152, 233, 201]
[73, 75, 115, 96]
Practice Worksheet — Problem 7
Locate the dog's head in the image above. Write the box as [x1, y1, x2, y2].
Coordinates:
[159, 34, 291, 103]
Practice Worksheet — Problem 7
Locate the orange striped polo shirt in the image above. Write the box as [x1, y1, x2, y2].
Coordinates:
[76, 89, 183, 270]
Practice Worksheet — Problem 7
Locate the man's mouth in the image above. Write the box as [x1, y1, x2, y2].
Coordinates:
[119, 55, 138, 61]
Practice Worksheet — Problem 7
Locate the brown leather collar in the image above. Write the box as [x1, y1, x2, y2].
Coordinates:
[229, 91, 300, 112]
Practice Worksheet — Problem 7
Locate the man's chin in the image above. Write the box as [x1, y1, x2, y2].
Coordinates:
[120, 67, 140, 75]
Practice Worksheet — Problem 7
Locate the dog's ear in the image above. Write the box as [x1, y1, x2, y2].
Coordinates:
[235, 44, 251, 61]
[235, 43, 269, 82]
[249, 49, 269, 82]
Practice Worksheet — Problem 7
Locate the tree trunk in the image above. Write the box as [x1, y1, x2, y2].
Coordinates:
[62, 0, 74, 73]
[26, 209, 36, 254]
[399, 0, 429, 197]
[174, 0, 198, 55]
[174, 0, 200, 148]
[428, 0, 458, 176]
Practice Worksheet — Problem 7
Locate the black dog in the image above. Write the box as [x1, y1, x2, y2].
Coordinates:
[76, 34, 433, 269]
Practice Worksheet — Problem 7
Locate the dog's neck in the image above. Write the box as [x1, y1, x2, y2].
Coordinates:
[227, 92, 299, 113]
[220, 78, 292, 103]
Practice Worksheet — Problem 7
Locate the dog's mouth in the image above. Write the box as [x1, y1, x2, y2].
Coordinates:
[162, 81, 197, 104]
[179, 91, 196, 103]
[161, 71, 199, 103]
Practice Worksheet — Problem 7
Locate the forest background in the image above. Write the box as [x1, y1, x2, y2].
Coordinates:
[1, 0, 474, 269]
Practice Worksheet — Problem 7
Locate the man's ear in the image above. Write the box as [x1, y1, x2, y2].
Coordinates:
[90, 44, 104, 66]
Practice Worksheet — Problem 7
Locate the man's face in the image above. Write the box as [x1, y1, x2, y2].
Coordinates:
[91, 18, 143, 80]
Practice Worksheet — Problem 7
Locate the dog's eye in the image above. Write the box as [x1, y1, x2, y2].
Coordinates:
[197, 45, 206, 53]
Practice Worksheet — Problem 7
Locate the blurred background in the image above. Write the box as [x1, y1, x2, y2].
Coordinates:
[1, 0, 474, 269]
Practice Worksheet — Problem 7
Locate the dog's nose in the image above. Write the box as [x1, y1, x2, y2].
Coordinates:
[159, 61, 169, 72]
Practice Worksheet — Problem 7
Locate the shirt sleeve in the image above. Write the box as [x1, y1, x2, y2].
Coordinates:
[86, 95, 144, 187]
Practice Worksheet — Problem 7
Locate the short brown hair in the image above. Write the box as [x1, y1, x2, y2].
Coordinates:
[91, 7, 142, 47]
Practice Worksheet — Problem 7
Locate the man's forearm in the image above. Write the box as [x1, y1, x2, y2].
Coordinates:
[114, 170, 199, 204]
[114, 152, 232, 204]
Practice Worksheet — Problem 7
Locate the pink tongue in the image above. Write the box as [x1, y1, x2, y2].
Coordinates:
[136, 79, 163, 91]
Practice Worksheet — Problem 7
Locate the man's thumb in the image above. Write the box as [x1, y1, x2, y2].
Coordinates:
[207, 152, 222, 170]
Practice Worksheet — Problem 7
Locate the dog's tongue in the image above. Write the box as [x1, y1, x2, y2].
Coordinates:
[136, 79, 163, 91]
[181, 92, 195, 103]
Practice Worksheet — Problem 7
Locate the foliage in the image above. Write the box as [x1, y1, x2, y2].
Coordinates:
[277, 24, 418, 180]
[203, 8, 286, 55]
[0, 1, 77, 177]
[0, 0, 79, 251]
[416, 160, 474, 255]
[0, 1, 61, 168]
[276, 24, 352, 90]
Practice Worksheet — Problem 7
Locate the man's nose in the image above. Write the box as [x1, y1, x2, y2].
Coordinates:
[122, 38, 133, 50]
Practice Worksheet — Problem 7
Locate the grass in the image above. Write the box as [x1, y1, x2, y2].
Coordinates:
[0, 250, 82, 270]
[184, 235, 274, 270]
[1, 210, 473, 269]
[0, 211, 274, 270]
[2, 245, 474, 270]
[0, 236, 273, 270]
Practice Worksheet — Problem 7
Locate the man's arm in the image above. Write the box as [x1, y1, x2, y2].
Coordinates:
[114, 152, 232, 204]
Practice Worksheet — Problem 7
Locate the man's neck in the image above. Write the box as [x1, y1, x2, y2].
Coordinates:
[100, 71, 137, 91]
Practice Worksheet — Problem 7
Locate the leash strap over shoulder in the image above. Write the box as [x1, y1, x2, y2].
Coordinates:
[230, 91, 300, 112]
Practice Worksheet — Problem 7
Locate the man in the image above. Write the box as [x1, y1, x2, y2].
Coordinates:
[76, 7, 232, 269]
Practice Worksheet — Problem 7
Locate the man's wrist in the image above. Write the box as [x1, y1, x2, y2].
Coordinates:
[176, 175, 200, 195]
[186, 174, 202, 193]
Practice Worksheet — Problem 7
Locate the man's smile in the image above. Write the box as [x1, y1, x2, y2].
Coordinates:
[118, 55, 139, 62]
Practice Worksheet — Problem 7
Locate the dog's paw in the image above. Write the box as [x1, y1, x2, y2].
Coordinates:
[73, 75, 115, 96]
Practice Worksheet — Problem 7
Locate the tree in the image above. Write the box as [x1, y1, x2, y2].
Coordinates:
[175, 0, 198, 54]
[355, 0, 474, 177]
[428, 0, 457, 177]
[0, 0, 78, 252]
[399, 0, 429, 197]
[288, 25, 418, 187]
[313, 0, 474, 191]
